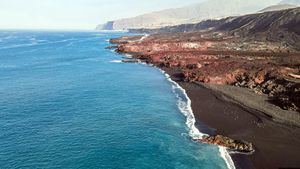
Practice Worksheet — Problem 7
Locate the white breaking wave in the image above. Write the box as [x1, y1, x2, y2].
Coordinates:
[97, 30, 128, 33]
[130, 34, 150, 43]
[139, 34, 149, 42]
[124, 54, 133, 58]
[158, 68, 236, 169]
[220, 147, 236, 169]
[159, 69, 206, 139]
[110, 60, 123, 63]
[120, 58, 236, 169]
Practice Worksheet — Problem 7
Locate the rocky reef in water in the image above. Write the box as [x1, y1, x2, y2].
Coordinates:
[195, 135, 254, 153]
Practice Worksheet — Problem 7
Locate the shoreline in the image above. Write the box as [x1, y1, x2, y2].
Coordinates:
[109, 34, 300, 169]
[161, 67, 300, 169]
[110, 55, 238, 168]
[112, 57, 239, 168]
[160, 67, 243, 169]
[157, 67, 236, 169]
[127, 59, 300, 168]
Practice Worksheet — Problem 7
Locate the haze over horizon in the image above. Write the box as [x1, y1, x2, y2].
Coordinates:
[0, 0, 205, 30]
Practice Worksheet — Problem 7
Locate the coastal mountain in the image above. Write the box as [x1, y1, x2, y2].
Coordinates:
[130, 7, 300, 50]
[259, 0, 300, 12]
[110, 10, 300, 166]
[107, 2, 300, 169]
[259, 4, 298, 12]
[280, 0, 300, 5]
[97, 0, 282, 30]
[217, 7, 300, 37]
[110, 9, 300, 127]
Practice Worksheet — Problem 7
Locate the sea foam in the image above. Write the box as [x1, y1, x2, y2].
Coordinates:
[110, 60, 123, 63]
[157, 67, 236, 169]
[139, 34, 149, 42]
[160, 70, 206, 139]
[109, 35, 235, 168]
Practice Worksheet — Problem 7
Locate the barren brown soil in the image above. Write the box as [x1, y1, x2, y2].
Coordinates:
[108, 9, 300, 168]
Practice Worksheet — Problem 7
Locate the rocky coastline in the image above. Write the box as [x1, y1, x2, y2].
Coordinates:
[195, 135, 254, 154]
[107, 8, 300, 169]
[110, 34, 300, 124]
[108, 31, 300, 168]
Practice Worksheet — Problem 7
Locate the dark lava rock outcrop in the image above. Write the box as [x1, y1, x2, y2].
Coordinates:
[195, 135, 254, 153]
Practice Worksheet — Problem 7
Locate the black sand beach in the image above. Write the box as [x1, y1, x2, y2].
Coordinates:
[164, 67, 300, 169]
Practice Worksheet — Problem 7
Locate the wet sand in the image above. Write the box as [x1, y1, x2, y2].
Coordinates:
[164, 68, 300, 169]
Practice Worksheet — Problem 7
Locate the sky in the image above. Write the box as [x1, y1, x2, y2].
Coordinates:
[0, 0, 205, 30]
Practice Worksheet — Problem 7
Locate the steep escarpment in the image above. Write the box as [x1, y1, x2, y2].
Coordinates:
[128, 18, 234, 34]
[130, 7, 300, 50]
[280, 0, 300, 5]
[97, 0, 281, 30]
[259, 4, 298, 12]
[216, 7, 300, 49]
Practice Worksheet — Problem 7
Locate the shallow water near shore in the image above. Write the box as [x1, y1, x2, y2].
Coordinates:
[0, 31, 229, 169]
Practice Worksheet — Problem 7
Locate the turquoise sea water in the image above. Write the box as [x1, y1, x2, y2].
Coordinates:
[0, 31, 229, 169]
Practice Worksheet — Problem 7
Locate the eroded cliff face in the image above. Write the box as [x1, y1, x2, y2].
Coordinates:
[130, 7, 300, 50]
[97, 0, 283, 30]
[110, 31, 300, 113]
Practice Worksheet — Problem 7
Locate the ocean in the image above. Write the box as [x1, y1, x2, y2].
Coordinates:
[0, 31, 230, 169]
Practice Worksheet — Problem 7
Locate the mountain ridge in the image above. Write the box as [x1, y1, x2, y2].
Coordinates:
[97, 0, 282, 30]
[129, 7, 300, 50]
[280, 0, 300, 5]
[259, 4, 298, 12]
